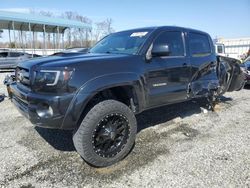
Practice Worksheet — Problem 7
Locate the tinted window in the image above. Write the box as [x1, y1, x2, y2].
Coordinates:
[0, 52, 8, 57]
[189, 33, 211, 56]
[153, 31, 184, 56]
[217, 45, 223, 53]
[9, 52, 23, 57]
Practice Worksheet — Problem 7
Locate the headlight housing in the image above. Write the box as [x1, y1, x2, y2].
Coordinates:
[33, 68, 73, 92]
[35, 70, 61, 86]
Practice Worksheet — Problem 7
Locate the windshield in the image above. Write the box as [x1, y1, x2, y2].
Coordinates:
[90, 29, 152, 55]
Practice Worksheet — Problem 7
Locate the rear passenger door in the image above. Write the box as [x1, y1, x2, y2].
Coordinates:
[187, 32, 217, 95]
[146, 30, 191, 107]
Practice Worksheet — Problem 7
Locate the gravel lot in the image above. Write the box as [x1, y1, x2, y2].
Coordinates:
[0, 72, 249, 188]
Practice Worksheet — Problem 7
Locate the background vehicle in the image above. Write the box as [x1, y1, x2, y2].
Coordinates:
[214, 43, 226, 56]
[242, 57, 250, 85]
[9, 26, 245, 167]
[214, 37, 250, 61]
[0, 51, 35, 69]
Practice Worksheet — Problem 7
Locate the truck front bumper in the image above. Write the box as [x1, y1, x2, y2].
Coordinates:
[10, 83, 75, 129]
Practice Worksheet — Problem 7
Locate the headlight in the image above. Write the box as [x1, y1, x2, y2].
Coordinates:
[35, 70, 61, 86]
[33, 69, 73, 91]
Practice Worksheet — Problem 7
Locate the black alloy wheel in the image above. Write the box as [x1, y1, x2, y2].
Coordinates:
[92, 113, 130, 158]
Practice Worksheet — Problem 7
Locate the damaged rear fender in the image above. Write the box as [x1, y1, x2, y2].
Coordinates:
[217, 56, 245, 93]
[188, 56, 245, 98]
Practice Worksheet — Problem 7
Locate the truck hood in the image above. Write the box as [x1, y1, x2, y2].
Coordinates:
[18, 53, 133, 70]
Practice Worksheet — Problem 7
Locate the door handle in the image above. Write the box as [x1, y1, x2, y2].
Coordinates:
[183, 63, 188, 67]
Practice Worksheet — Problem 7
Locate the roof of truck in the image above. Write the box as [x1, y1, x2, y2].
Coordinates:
[115, 26, 209, 36]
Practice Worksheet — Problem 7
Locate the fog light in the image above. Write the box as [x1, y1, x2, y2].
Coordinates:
[36, 103, 53, 118]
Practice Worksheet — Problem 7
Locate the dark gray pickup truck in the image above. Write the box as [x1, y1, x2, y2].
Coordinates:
[9, 26, 245, 167]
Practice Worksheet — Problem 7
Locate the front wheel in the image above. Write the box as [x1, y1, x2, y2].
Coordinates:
[73, 100, 137, 167]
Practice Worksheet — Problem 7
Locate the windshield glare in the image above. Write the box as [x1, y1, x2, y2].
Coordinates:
[90, 30, 152, 55]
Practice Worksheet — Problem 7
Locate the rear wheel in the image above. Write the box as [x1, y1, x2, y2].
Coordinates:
[73, 100, 137, 167]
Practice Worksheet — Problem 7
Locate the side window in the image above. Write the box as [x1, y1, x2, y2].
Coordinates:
[153, 31, 184, 56]
[9, 52, 23, 57]
[0, 52, 8, 57]
[189, 33, 211, 56]
[217, 46, 223, 53]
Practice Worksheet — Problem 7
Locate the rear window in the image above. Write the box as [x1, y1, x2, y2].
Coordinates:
[189, 33, 211, 56]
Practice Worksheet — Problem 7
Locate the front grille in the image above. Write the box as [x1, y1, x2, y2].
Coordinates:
[16, 67, 30, 87]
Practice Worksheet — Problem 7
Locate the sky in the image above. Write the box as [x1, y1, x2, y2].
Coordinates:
[0, 0, 250, 38]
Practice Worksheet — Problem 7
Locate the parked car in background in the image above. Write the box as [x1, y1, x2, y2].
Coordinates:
[242, 57, 250, 85]
[0, 51, 35, 69]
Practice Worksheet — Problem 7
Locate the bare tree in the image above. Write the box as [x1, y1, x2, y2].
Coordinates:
[39, 11, 54, 48]
[62, 11, 76, 47]
[104, 18, 114, 35]
[75, 14, 92, 47]
[93, 18, 114, 42]
[61, 11, 93, 48]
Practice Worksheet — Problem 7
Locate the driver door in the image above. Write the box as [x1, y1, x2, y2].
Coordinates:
[145, 30, 191, 108]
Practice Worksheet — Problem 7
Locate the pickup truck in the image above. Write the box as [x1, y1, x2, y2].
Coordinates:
[9, 26, 245, 167]
[0, 51, 37, 69]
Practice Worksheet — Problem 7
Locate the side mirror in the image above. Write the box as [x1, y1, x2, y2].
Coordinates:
[151, 44, 170, 57]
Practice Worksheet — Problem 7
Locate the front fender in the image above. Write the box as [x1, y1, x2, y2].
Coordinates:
[61, 72, 145, 129]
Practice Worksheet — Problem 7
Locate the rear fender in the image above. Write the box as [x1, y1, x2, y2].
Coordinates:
[189, 56, 245, 98]
[189, 62, 219, 98]
[217, 56, 245, 93]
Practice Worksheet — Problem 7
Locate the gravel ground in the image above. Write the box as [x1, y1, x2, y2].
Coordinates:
[0, 72, 249, 188]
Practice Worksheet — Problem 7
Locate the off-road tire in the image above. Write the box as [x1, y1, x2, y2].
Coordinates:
[73, 100, 137, 167]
